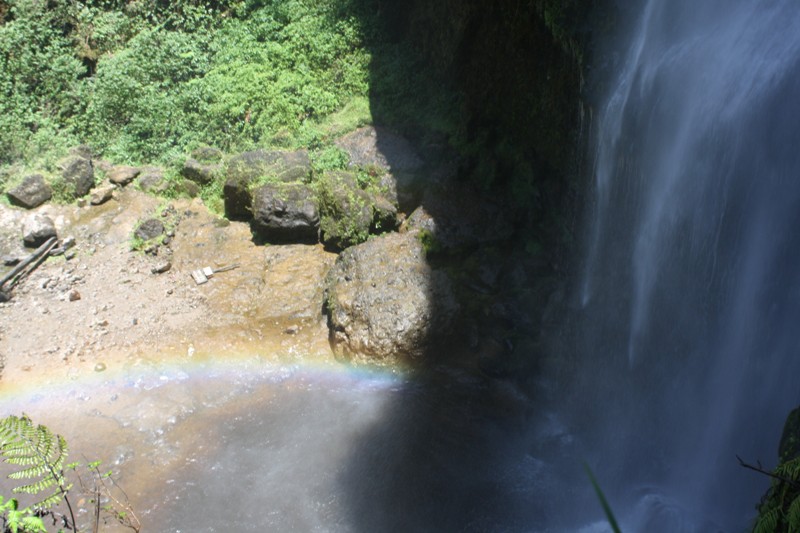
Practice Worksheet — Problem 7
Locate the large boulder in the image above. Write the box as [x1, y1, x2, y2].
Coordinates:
[317, 171, 373, 250]
[22, 214, 57, 248]
[60, 156, 94, 198]
[108, 166, 140, 186]
[336, 126, 425, 212]
[324, 231, 459, 365]
[7, 174, 52, 209]
[251, 183, 319, 243]
[224, 149, 311, 219]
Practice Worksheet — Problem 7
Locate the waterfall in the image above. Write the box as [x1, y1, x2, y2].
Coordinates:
[571, 0, 800, 530]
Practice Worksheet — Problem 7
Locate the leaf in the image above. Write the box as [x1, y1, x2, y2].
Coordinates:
[584, 463, 622, 533]
[788, 496, 800, 533]
[754, 506, 782, 533]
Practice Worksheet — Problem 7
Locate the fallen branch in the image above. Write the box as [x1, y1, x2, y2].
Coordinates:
[737, 455, 800, 489]
[0, 237, 58, 290]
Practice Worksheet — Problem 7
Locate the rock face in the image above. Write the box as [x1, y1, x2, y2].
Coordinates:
[317, 171, 373, 250]
[325, 231, 458, 365]
[400, 186, 514, 250]
[251, 183, 319, 243]
[7, 174, 52, 209]
[224, 149, 311, 219]
[22, 214, 57, 247]
[60, 156, 94, 198]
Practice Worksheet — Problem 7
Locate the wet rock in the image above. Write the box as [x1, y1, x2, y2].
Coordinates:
[251, 182, 319, 243]
[7, 174, 52, 209]
[22, 214, 57, 248]
[181, 158, 221, 186]
[325, 231, 459, 365]
[108, 166, 141, 186]
[317, 171, 373, 250]
[134, 218, 165, 241]
[224, 149, 311, 219]
[60, 156, 95, 198]
[90, 181, 116, 205]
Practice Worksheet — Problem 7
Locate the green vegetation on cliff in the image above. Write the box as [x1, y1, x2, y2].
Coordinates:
[1, 0, 597, 247]
[0, 0, 381, 166]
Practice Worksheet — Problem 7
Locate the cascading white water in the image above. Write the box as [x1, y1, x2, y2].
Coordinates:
[573, 0, 800, 530]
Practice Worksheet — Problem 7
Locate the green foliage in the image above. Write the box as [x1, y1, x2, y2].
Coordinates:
[310, 146, 350, 175]
[416, 229, 441, 256]
[0, 414, 71, 511]
[0, 415, 139, 532]
[754, 456, 800, 532]
[0, 0, 377, 168]
[0, 496, 46, 533]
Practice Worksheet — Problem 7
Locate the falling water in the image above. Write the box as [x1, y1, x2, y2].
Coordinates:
[573, 0, 800, 530]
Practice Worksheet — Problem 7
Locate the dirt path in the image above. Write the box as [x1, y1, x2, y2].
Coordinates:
[0, 189, 338, 386]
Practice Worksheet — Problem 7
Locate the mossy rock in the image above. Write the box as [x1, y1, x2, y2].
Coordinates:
[317, 171, 373, 251]
[224, 149, 312, 220]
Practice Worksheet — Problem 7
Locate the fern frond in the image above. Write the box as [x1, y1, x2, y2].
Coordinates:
[7, 464, 49, 480]
[34, 487, 70, 510]
[775, 457, 800, 481]
[754, 506, 782, 533]
[788, 496, 800, 533]
[0, 415, 70, 511]
[19, 515, 46, 533]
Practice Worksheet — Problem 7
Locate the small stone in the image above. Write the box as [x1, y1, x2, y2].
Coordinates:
[151, 261, 172, 274]
[132, 317, 138, 325]
[94, 362, 107, 372]
[284, 325, 300, 335]
[68, 289, 81, 301]
[65, 250, 76, 260]
[89, 182, 116, 205]
[134, 218, 165, 241]
[2, 255, 21, 266]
